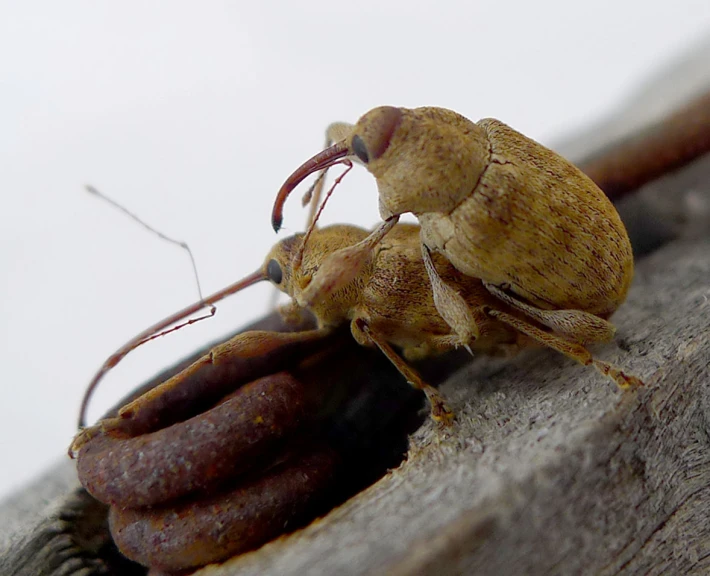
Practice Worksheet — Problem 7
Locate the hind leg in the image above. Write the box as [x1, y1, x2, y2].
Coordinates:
[484, 282, 616, 345]
[486, 308, 642, 389]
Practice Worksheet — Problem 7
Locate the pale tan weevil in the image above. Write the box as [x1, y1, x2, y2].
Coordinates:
[272, 106, 634, 358]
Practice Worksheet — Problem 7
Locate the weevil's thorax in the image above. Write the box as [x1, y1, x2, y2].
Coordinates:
[267, 226, 371, 328]
[361, 107, 491, 219]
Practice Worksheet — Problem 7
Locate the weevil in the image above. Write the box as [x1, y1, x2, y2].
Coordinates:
[72, 221, 638, 458]
[271, 106, 635, 358]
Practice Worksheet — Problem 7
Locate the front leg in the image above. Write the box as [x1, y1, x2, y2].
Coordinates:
[421, 242, 479, 353]
[297, 216, 400, 307]
[70, 327, 333, 456]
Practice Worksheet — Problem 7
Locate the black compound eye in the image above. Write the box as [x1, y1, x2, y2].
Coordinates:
[266, 259, 283, 285]
[351, 134, 370, 163]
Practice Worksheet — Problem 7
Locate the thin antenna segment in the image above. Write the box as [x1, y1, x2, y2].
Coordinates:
[85, 185, 213, 312]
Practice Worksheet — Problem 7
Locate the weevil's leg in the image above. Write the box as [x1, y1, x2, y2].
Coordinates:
[421, 243, 479, 352]
[484, 282, 616, 344]
[119, 327, 333, 421]
[352, 318, 454, 424]
[298, 216, 400, 307]
[70, 327, 333, 456]
[486, 308, 642, 389]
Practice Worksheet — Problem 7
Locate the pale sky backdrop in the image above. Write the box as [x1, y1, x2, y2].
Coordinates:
[2, 1, 709, 499]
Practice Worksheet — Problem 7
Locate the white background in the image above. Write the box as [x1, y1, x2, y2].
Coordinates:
[2, 1, 709, 499]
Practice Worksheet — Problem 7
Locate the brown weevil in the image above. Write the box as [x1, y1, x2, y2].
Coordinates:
[272, 107, 635, 358]
[72, 221, 639, 458]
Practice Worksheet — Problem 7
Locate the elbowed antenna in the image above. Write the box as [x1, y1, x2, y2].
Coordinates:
[272, 141, 350, 232]
[78, 268, 267, 429]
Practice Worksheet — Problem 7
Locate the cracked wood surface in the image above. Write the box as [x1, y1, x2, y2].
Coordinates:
[2, 38, 710, 576]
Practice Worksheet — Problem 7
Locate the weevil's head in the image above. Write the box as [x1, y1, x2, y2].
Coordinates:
[263, 224, 370, 325]
[271, 107, 403, 231]
[348, 106, 489, 218]
[263, 234, 300, 297]
[272, 106, 489, 230]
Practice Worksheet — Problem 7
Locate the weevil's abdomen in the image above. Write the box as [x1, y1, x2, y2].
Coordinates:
[422, 119, 634, 316]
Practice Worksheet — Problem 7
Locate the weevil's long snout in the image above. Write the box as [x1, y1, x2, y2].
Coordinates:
[272, 141, 350, 232]
[77, 268, 268, 431]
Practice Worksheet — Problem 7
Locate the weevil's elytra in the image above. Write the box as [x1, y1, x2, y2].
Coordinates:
[272, 106, 635, 357]
[439, 118, 634, 314]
